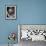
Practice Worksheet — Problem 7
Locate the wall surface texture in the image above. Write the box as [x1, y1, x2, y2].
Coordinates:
[0, 0, 46, 44]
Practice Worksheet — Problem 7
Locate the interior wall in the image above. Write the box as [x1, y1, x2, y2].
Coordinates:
[21, 25, 46, 30]
[0, 0, 46, 44]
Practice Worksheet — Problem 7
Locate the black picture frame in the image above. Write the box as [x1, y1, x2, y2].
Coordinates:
[5, 4, 16, 20]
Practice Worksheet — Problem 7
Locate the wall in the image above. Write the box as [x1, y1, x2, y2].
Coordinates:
[0, 0, 46, 44]
[19, 0, 46, 24]
[21, 25, 46, 30]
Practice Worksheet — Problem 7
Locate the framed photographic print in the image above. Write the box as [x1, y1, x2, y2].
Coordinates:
[5, 4, 16, 20]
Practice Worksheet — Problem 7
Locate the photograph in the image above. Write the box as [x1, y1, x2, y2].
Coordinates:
[5, 5, 16, 20]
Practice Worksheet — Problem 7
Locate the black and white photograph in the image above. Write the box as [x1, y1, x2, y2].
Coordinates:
[5, 5, 16, 20]
[18, 25, 46, 46]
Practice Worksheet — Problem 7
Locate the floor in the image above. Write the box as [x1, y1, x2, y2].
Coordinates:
[19, 39, 46, 46]
[0, 40, 46, 46]
[0, 44, 18, 46]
